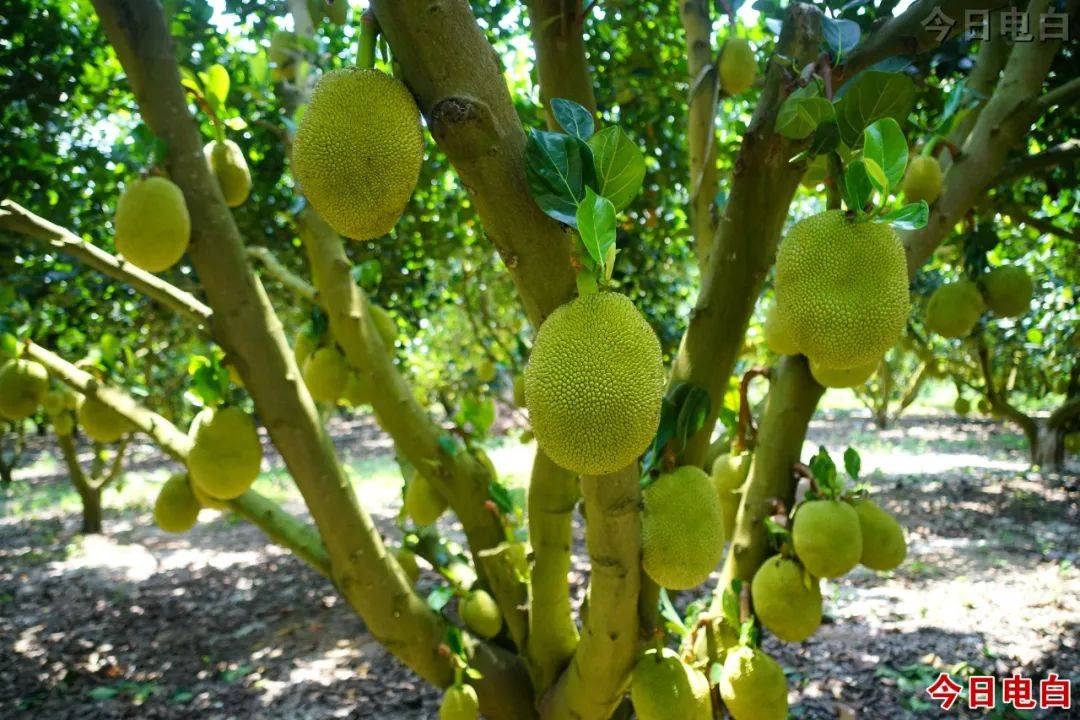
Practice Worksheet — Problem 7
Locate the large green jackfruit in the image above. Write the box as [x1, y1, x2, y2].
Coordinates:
[763, 302, 800, 356]
[711, 452, 750, 543]
[901, 155, 943, 205]
[719, 37, 756, 96]
[750, 555, 822, 642]
[187, 406, 263, 500]
[792, 499, 862, 578]
[404, 473, 447, 525]
[853, 499, 906, 571]
[114, 176, 191, 273]
[981, 266, 1033, 318]
[292, 68, 423, 240]
[809, 357, 878, 388]
[775, 211, 909, 370]
[0, 359, 48, 420]
[524, 293, 665, 476]
[630, 648, 712, 720]
[439, 684, 479, 720]
[77, 395, 133, 443]
[719, 646, 788, 720]
[303, 346, 349, 403]
[204, 139, 251, 207]
[926, 279, 984, 338]
[154, 473, 201, 533]
[460, 589, 502, 639]
[642, 466, 725, 590]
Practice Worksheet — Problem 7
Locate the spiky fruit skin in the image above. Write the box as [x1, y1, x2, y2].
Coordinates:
[371, 305, 397, 346]
[901, 155, 943, 205]
[810, 357, 878, 388]
[981, 266, 1033, 318]
[711, 452, 751, 543]
[341, 372, 371, 407]
[719, 647, 788, 720]
[751, 555, 822, 642]
[303, 347, 349, 403]
[792, 500, 863, 578]
[204, 139, 251, 207]
[77, 396, 132, 443]
[954, 397, 970, 415]
[404, 474, 447, 525]
[53, 412, 75, 436]
[439, 684, 479, 720]
[775, 211, 909, 370]
[114, 177, 190, 273]
[926, 280, 984, 338]
[763, 303, 800, 356]
[0, 359, 48, 420]
[187, 406, 262, 500]
[154, 474, 201, 533]
[460, 589, 502, 639]
[853, 499, 906, 571]
[642, 466, 725, 590]
[292, 68, 423, 240]
[719, 37, 756, 95]
[631, 648, 712, 720]
[293, 333, 318, 368]
[524, 293, 665, 476]
[396, 548, 420, 584]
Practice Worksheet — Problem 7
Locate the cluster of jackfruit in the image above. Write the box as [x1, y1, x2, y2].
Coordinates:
[0, 358, 49, 420]
[292, 68, 424, 240]
[204, 139, 251, 207]
[114, 176, 191, 273]
[524, 292, 665, 476]
[42, 388, 77, 436]
[771, 211, 910, 389]
[642, 466, 726, 589]
[925, 265, 1033, 338]
[719, 37, 757, 96]
[294, 306, 395, 408]
[187, 405, 263, 502]
[152, 470, 238, 534]
[900, 155, 943, 205]
[438, 683, 479, 720]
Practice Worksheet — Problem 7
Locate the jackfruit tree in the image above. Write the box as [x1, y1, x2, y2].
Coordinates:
[0, 0, 1077, 718]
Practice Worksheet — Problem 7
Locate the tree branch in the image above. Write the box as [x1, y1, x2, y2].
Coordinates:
[525, 0, 597, 129]
[1003, 208, 1079, 243]
[246, 245, 317, 300]
[1035, 75, 1080, 114]
[993, 139, 1080, 186]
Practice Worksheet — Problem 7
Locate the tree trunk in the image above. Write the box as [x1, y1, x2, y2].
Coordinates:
[1032, 423, 1066, 474]
[80, 486, 104, 534]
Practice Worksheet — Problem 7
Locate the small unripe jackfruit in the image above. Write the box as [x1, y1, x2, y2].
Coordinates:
[370, 305, 397, 347]
[42, 389, 68, 417]
[954, 397, 970, 415]
[292, 68, 423, 240]
[926, 280, 984, 338]
[476, 359, 497, 383]
[711, 452, 751, 542]
[114, 177, 191, 273]
[631, 648, 712, 720]
[853, 499, 906, 571]
[642, 466, 725, 590]
[775, 211, 909, 370]
[303, 346, 349, 403]
[404, 474, 447, 525]
[981, 266, 1033, 318]
[187, 406, 262, 500]
[719, 37, 756, 96]
[192, 483, 230, 511]
[524, 293, 665, 476]
[901, 155, 943, 205]
[763, 302, 800, 356]
[77, 395, 132, 443]
[341, 371, 371, 407]
[439, 684, 479, 720]
[0, 359, 48, 420]
[154, 474, 201, 533]
[204, 139, 251, 207]
[977, 397, 992, 415]
[53, 412, 75, 436]
[396, 548, 420, 584]
[751, 555, 822, 642]
[719, 646, 788, 720]
[269, 31, 299, 80]
[460, 589, 502, 638]
[792, 500, 862, 578]
[810, 357, 878, 388]
[293, 332, 319, 368]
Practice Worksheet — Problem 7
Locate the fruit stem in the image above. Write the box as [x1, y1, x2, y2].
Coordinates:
[358, 10, 378, 71]
[735, 367, 770, 452]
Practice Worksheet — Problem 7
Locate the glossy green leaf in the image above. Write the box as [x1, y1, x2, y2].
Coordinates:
[576, 187, 616, 273]
[875, 201, 929, 230]
[525, 128, 597, 226]
[822, 17, 861, 59]
[776, 82, 835, 140]
[843, 159, 875, 214]
[862, 117, 908, 192]
[551, 97, 595, 140]
[835, 71, 915, 147]
[587, 126, 645, 210]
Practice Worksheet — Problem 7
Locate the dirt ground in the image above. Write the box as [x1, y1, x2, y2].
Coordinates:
[1, 412, 1077, 719]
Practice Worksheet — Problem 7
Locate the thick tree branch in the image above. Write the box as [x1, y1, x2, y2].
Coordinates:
[525, 0, 598, 128]
[1035, 75, 1080, 114]
[1003, 209, 1079, 243]
[975, 336, 1039, 448]
[994, 139, 1080, 186]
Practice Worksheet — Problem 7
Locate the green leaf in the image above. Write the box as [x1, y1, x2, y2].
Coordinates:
[658, 588, 687, 633]
[862, 117, 907, 192]
[576, 187, 616, 275]
[808, 446, 838, 496]
[524, 128, 597, 226]
[775, 84, 835, 140]
[587, 126, 645, 210]
[721, 584, 740, 632]
[0, 333, 17, 359]
[203, 64, 230, 108]
[487, 479, 515, 515]
[249, 51, 269, 86]
[875, 201, 929, 230]
[843, 447, 861, 480]
[862, 157, 888, 194]
[551, 98, 595, 140]
[843, 159, 875, 214]
[835, 71, 915, 147]
[427, 586, 454, 612]
[822, 17, 861, 59]
[88, 686, 120, 701]
[455, 396, 495, 436]
[674, 385, 711, 446]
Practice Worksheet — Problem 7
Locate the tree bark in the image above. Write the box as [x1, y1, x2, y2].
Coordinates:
[525, 0, 597, 128]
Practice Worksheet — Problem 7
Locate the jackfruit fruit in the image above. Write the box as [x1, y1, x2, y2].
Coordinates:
[476, 359, 496, 383]
[512, 375, 526, 407]
[524, 292, 665, 476]
[460, 588, 502, 638]
[981, 266, 1033, 318]
[900, 155, 943, 205]
[853, 499, 906, 571]
[42, 389, 68, 417]
[341, 371, 371, 407]
[204, 139, 251, 208]
[750, 555, 822, 642]
[192, 482, 230, 511]
[292, 68, 423, 240]
[187, 406, 262, 500]
[630, 648, 712, 720]
[642, 466, 726, 590]
[439, 684, 479, 720]
[719, 37, 756, 96]
[404, 473, 447, 525]
[926, 279, 984, 338]
[763, 302, 800, 356]
[0, 359, 48, 420]
[371, 305, 397, 347]
[711, 452, 750, 543]
[154, 474, 201, 533]
[954, 397, 970, 415]
[792, 499, 862, 578]
[809, 357, 878, 388]
[775, 211, 909, 370]
[53, 412, 74, 436]
[396, 547, 420, 584]
[293, 332, 319, 368]
[303, 346, 349, 403]
[77, 395, 133, 443]
[977, 397, 992, 415]
[114, 176, 191, 273]
[719, 646, 788, 720]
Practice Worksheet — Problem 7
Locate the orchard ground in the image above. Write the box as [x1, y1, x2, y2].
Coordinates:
[1, 390, 1076, 719]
